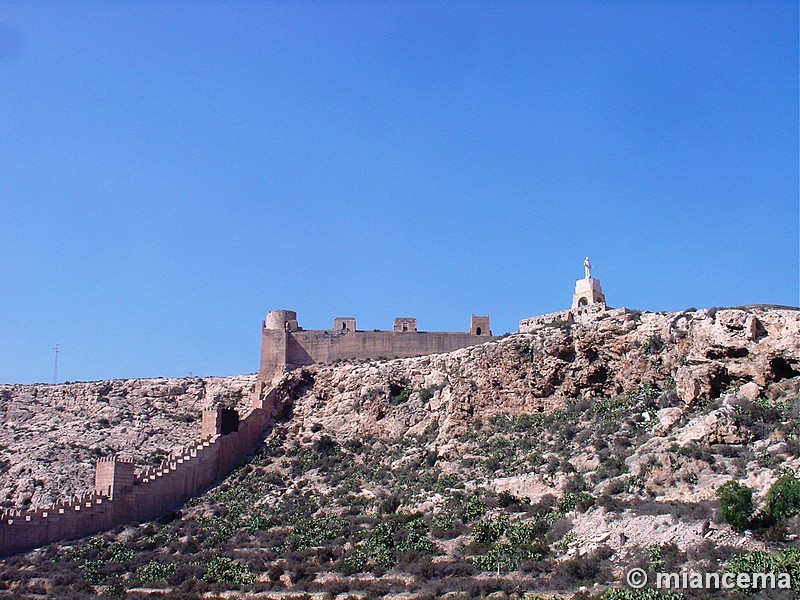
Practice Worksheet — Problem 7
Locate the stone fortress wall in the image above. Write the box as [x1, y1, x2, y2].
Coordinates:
[256, 311, 499, 398]
[0, 309, 502, 557]
[0, 392, 278, 557]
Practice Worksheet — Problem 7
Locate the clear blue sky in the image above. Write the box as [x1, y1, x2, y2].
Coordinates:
[1, 1, 797, 384]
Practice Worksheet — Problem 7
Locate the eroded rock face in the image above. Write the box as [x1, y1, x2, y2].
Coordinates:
[0, 376, 255, 509]
[675, 407, 752, 446]
[271, 306, 799, 441]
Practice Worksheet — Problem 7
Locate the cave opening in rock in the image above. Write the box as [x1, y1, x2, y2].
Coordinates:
[770, 357, 800, 382]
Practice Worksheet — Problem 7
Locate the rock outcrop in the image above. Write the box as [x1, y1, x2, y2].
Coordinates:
[271, 306, 799, 441]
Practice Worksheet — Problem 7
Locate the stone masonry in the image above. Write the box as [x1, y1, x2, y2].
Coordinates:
[0, 391, 279, 557]
[256, 311, 498, 399]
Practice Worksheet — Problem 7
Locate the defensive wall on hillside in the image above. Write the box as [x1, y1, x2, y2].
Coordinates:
[0, 262, 607, 556]
[256, 310, 499, 397]
[0, 391, 277, 557]
[0, 310, 501, 557]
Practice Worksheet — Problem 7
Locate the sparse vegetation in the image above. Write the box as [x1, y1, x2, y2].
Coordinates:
[641, 334, 664, 354]
[0, 307, 798, 598]
[136, 560, 175, 584]
[725, 547, 800, 591]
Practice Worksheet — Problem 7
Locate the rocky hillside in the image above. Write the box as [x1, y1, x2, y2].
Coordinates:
[0, 305, 798, 599]
[0, 376, 255, 508]
[276, 306, 799, 441]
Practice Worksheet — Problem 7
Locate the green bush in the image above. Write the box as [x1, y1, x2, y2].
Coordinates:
[716, 480, 753, 532]
[725, 547, 800, 590]
[397, 529, 435, 553]
[472, 515, 509, 545]
[347, 521, 398, 571]
[764, 470, 800, 521]
[554, 531, 576, 554]
[432, 507, 458, 530]
[136, 560, 175, 584]
[507, 520, 537, 546]
[289, 515, 347, 550]
[342, 548, 368, 573]
[203, 555, 254, 585]
[79, 559, 105, 584]
[515, 412, 545, 430]
[472, 542, 519, 573]
[460, 494, 486, 522]
[559, 491, 593, 514]
[196, 515, 238, 546]
[646, 543, 664, 572]
[595, 396, 631, 416]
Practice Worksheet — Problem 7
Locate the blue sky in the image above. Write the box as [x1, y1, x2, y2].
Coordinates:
[1, 1, 797, 383]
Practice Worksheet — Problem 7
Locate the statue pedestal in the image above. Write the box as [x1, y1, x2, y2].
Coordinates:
[572, 277, 606, 310]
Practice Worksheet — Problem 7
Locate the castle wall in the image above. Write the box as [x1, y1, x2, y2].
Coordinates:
[301, 330, 490, 363]
[257, 329, 289, 395]
[0, 492, 117, 556]
[262, 329, 499, 384]
[0, 393, 278, 557]
[258, 310, 499, 388]
[0, 306, 499, 556]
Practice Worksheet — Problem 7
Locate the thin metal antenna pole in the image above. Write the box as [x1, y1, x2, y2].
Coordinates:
[52, 344, 60, 384]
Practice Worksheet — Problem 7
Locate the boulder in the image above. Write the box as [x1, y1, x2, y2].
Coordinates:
[738, 382, 761, 401]
[653, 407, 684, 436]
[677, 408, 750, 446]
[676, 363, 729, 406]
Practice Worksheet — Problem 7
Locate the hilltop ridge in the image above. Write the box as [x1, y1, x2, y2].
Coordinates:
[0, 305, 798, 598]
[270, 305, 799, 441]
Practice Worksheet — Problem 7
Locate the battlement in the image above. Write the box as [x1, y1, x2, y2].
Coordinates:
[0, 401, 278, 557]
[257, 311, 498, 392]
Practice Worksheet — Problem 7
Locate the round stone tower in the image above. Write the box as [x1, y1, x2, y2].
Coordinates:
[265, 310, 298, 332]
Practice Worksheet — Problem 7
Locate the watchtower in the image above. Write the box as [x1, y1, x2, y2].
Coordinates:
[470, 315, 491, 336]
[393, 317, 417, 332]
[265, 310, 298, 332]
[94, 457, 135, 499]
[201, 408, 240, 437]
[333, 317, 356, 332]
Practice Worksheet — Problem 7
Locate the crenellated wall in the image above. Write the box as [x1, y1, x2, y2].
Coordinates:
[0, 308, 498, 556]
[257, 311, 498, 396]
[0, 391, 278, 557]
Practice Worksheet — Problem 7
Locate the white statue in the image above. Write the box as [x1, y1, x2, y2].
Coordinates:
[584, 256, 592, 279]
